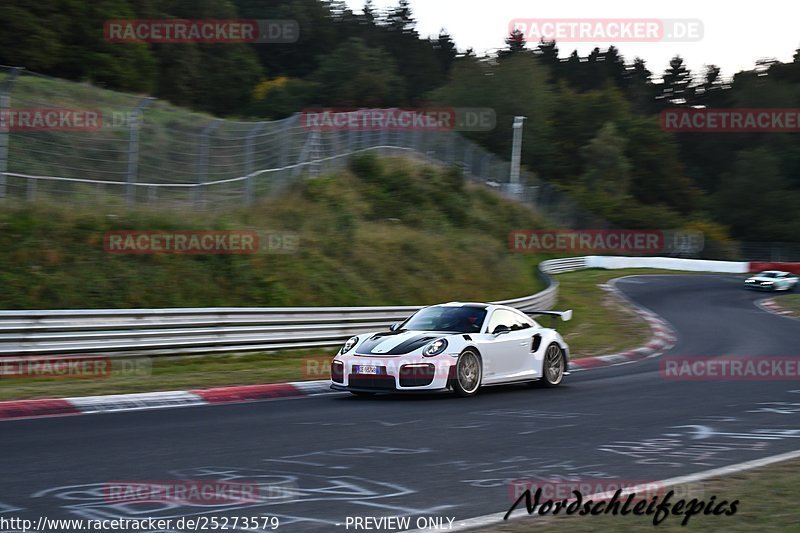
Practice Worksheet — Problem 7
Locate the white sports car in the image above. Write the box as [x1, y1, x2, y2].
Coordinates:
[744, 270, 799, 291]
[330, 302, 572, 397]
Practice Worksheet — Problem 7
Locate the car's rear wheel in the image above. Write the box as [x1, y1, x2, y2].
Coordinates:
[540, 343, 565, 387]
[453, 349, 482, 397]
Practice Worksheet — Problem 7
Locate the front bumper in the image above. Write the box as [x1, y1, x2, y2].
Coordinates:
[745, 283, 776, 291]
[330, 354, 457, 392]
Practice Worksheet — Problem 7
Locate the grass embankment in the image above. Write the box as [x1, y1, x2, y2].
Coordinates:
[0, 154, 546, 309]
[484, 456, 800, 532]
[773, 294, 800, 318]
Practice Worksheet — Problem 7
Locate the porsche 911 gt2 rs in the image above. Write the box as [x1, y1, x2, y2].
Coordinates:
[329, 302, 572, 397]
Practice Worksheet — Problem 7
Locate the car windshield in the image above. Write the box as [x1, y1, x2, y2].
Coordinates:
[757, 272, 779, 278]
[401, 306, 487, 333]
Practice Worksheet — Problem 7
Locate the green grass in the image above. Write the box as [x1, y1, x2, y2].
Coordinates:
[774, 294, 800, 317]
[487, 457, 800, 532]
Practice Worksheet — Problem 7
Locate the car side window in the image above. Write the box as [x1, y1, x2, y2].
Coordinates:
[486, 310, 517, 334]
[511, 311, 533, 330]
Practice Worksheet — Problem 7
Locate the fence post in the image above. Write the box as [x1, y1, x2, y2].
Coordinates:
[126, 97, 154, 206]
[279, 114, 296, 169]
[195, 119, 221, 208]
[509, 116, 526, 195]
[0, 67, 22, 202]
[347, 126, 355, 153]
[379, 115, 389, 148]
[303, 131, 321, 178]
[244, 122, 267, 206]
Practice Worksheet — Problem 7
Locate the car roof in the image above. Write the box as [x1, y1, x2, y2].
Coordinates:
[438, 302, 533, 316]
[437, 302, 490, 309]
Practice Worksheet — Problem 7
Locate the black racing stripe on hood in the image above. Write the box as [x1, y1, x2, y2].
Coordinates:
[355, 331, 406, 353]
[357, 332, 446, 355]
[385, 334, 441, 355]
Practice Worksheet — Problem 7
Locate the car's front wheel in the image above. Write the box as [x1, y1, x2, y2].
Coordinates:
[540, 343, 565, 387]
[452, 349, 482, 397]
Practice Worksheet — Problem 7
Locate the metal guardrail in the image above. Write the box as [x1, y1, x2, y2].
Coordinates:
[0, 260, 582, 357]
[539, 257, 588, 274]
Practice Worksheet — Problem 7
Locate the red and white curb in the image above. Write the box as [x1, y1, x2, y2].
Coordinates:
[0, 381, 332, 421]
[0, 279, 676, 421]
[757, 297, 797, 318]
[568, 278, 676, 372]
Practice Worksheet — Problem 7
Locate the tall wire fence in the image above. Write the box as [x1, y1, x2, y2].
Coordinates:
[0, 66, 603, 228]
[3, 67, 799, 260]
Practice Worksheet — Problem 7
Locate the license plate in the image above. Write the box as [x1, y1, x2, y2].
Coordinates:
[356, 365, 378, 375]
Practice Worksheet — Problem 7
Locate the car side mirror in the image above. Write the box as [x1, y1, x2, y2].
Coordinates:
[389, 322, 402, 331]
[493, 325, 510, 335]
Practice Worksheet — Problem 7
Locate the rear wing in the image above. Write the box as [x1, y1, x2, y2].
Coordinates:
[524, 310, 573, 325]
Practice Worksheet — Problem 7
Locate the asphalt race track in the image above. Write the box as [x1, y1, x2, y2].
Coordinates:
[2, 275, 800, 531]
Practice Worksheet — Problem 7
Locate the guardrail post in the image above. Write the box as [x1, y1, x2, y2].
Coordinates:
[0, 67, 22, 202]
[195, 119, 221, 208]
[126, 97, 154, 206]
[244, 122, 267, 206]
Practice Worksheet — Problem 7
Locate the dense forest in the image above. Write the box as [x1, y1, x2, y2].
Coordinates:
[1, 0, 799, 242]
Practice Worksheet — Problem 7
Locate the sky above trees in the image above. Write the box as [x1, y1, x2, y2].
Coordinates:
[345, 0, 800, 80]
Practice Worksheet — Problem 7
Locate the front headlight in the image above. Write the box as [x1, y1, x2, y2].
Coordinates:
[763, 281, 774, 285]
[423, 338, 448, 357]
[340, 336, 359, 354]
